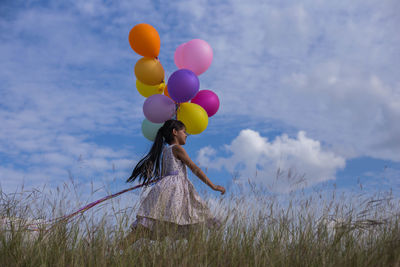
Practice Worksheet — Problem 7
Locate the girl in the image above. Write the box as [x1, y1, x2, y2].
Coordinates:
[123, 119, 225, 245]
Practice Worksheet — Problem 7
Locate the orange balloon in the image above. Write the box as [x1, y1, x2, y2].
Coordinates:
[164, 85, 176, 102]
[129, 24, 160, 58]
[134, 57, 165, 85]
[164, 85, 170, 97]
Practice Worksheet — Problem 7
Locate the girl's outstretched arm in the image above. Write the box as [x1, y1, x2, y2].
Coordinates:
[173, 145, 225, 195]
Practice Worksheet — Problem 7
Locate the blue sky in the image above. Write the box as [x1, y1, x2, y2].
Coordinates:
[1, 0, 399, 200]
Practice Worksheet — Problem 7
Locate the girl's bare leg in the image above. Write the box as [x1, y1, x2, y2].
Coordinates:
[119, 225, 152, 250]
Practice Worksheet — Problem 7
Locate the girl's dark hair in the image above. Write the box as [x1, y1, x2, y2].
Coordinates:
[126, 119, 185, 184]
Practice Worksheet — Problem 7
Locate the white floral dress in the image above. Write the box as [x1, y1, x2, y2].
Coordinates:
[131, 144, 221, 232]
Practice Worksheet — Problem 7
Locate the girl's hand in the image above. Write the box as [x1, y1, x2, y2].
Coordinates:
[214, 185, 226, 195]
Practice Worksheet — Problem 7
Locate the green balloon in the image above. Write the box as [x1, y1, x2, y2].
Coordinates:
[141, 119, 163, 141]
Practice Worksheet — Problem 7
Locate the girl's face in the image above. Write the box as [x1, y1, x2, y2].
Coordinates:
[173, 127, 188, 145]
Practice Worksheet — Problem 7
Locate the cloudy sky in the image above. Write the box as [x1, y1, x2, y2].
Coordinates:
[1, 0, 399, 198]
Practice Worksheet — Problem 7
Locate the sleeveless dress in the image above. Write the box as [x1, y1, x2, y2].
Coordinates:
[131, 144, 221, 233]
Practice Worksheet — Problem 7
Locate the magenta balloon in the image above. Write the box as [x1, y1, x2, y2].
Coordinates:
[167, 69, 200, 103]
[181, 39, 213, 75]
[191, 90, 220, 117]
[143, 94, 176, 123]
[174, 43, 186, 69]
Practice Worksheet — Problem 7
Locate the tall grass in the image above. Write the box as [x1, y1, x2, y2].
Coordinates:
[1, 178, 400, 267]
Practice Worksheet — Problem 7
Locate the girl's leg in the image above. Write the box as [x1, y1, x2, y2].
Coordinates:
[119, 224, 152, 249]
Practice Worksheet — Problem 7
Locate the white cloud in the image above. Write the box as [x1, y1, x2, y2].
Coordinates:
[175, 0, 400, 162]
[0, 130, 135, 193]
[198, 129, 345, 192]
[1, 0, 399, 194]
[0, 79, 139, 191]
[0, 3, 150, 192]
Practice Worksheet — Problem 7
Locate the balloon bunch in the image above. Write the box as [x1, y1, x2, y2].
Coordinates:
[129, 24, 220, 141]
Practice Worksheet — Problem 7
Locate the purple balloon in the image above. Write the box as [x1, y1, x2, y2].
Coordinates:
[167, 69, 199, 103]
[143, 94, 176, 123]
[191, 90, 220, 117]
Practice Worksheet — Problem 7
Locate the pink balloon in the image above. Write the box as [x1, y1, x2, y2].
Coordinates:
[191, 90, 219, 117]
[174, 43, 186, 69]
[181, 39, 213, 75]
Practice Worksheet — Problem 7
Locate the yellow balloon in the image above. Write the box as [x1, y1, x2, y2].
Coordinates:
[177, 103, 208, 135]
[134, 57, 164, 85]
[136, 80, 165, 98]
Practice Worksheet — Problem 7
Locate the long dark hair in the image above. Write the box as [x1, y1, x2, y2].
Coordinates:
[126, 119, 185, 184]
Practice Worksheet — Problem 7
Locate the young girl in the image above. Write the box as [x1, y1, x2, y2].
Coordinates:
[123, 119, 225, 244]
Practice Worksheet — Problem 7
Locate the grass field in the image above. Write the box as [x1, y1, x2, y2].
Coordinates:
[1, 179, 399, 267]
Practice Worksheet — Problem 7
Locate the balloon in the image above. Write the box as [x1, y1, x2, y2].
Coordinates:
[167, 69, 199, 103]
[174, 43, 186, 69]
[142, 119, 163, 141]
[177, 103, 208, 135]
[163, 85, 172, 99]
[128, 23, 160, 58]
[143, 94, 176, 123]
[181, 39, 213, 75]
[191, 90, 220, 117]
[136, 80, 165, 98]
[134, 57, 164, 86]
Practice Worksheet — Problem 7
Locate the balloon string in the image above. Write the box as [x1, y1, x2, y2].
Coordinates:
[173, 103, 180, 119]
[23, 177, 164, 232]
